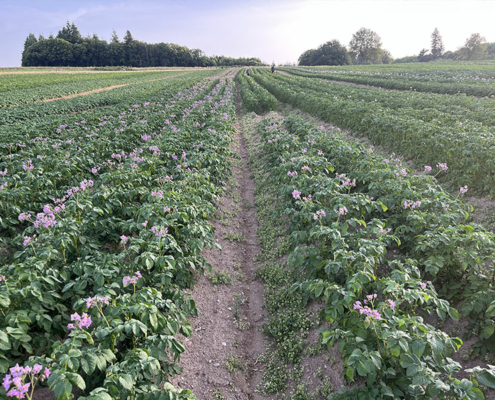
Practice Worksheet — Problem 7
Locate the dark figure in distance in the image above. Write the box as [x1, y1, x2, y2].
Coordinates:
[246, 68, 250, 76]
[271, 64, 275, 73]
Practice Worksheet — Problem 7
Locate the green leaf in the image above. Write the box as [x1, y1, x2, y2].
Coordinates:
[67, 372, 86, 390]
[53, 379, 72, 399]
[478, 370, 495, 389]
[481, 325, 495, 340]
[346, 366, 355, 380]
[118, 374, 134, 390]
[468, 387, 485, 400]
[448, 307, 460, 321]
[82, 353, 97, 375]
[411, 340, 426, 358]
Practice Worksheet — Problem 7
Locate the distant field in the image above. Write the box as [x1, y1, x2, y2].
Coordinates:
[0, 69, 204, 108]
[279, 61, 495, 97]
[0, 66, 216, 74]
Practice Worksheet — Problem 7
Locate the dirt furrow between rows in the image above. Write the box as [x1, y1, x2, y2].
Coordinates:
[170, 120, 266, 399]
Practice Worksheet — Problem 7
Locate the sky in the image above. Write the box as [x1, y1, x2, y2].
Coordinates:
[0, 0, 494, 67]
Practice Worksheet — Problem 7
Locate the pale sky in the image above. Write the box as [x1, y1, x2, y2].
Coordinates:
[0, 0, 494, 67]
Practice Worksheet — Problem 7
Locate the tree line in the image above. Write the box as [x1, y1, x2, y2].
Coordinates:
[298, 28, 393, 66]
[22, 22, 264, 68]
[406, 30, 495, 63]
[298, 27, 495, 66]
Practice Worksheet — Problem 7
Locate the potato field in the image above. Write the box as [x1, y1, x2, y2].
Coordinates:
[2, 63, 495, 400]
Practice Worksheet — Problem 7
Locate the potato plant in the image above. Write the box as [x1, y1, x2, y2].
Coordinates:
[254, 114, 495, 399]
[0, 71, 237, 399]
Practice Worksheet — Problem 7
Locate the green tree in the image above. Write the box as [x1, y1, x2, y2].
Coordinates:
[57, 21, 82, 44]
[460, 33, 487, 60]
[23, 38, 73, 66]
[123, 30, 134, 45]
[431, 28, 444, 59]
[349, 28, 383, 64]
[381, 49, 393, 64]
[313, 40, 351, 65]
[111, 30, 120, 44]
[23, 33, 38, 52]
[418, 48, 433, 62]
[298, 49, 317, 66]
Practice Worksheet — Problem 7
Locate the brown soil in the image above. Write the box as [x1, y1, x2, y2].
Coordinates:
[37, 72, 190, 103]
[170, 120, 266, 399]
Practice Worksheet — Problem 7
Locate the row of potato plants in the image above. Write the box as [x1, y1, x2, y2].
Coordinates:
[281, 67, 495, 97]
[235, 69, 278, 114]
[302, 63, 495, 84]
[0, 71, 216, 126]
[0, 70, 186, 109]
[0, 71, 217, 243]
[255, 114, 495, 399]
[251, 68, 495, 195]
[0, 70, 237, 399]
[275, 69, 495, 128]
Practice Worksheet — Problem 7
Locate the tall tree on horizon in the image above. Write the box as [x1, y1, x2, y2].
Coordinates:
[23, 33, 38, 52]
[460, 33, 487, 60]
[349, 28, 383, 65]
[57, 21, 82, 44]
[111, 29, 120, 43]
[431, 28, 444, 59]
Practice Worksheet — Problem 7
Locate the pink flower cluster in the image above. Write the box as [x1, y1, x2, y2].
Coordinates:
[395, 169, 407, 178]
[33, 210, 56, 229]
[22, 160, 34, 172]
[152, 190, 164, 197]
[436, 163, 448, 172]
[416, 281, 432, 290]
[287, 171, 298, 177]
[404, 200, 422, 209]
[151, 226, 168, 237]
[378, 228, 392, 235]
[123, 271, 142, 286]
[18, 213, 31, 221]
[0, 169, 7, 176]
[68, 312, 92, 330]
[92, 166, 101, 174]
[313, 209, 326, 220]
[353, 294, 396, 323]
[149, 146, 160, 156]
[334, 206, 348, 216]
[353, 301, 381, 321]
[301, 166, 310, 171]
[460, 185, 468, 194]
[424, 165, 432, 172]
[302, 194, 312, 202]
[22, 235, 36, 246]
[86, 296, 110, 309]
[120, 235, 129, 243]
[292, 190, 301, 200]
[3, 363, 50, 398]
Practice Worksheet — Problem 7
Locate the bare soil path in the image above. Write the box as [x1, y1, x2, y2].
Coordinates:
[170, 113, 266, 399]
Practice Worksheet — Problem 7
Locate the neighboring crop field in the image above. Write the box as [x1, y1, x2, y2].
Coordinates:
[3, 63, 495, 400]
